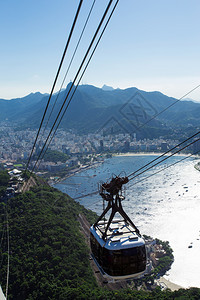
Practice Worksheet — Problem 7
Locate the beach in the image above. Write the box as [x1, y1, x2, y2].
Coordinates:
[114, 151, 198, 158]
[156, 276, 183, 291]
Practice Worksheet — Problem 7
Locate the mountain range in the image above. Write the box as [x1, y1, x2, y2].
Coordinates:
[1, 84, 200, 139]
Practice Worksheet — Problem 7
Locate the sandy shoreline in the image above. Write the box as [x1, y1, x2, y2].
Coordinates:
[113, 152, 164, 157]
[157, 276, 183, 291]
[113, 152, 199, 158]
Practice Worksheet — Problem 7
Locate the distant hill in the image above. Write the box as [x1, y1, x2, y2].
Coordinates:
[1, 84, 200, 138]
[101, 84, 114, 91]
[0, 92, 45, 123]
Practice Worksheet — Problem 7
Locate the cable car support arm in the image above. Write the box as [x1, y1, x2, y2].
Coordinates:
[93, 176, 141, 240]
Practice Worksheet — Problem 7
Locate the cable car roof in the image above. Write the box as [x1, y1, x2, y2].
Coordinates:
[90, 219, 145, 251]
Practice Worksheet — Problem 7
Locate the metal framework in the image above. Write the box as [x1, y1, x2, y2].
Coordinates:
[94, 176, 140, 240]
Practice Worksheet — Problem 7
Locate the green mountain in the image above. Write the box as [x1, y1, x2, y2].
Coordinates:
[0, 93, 45, 123]
[0, 177, 98, 299]
[1, 84, 200, 138]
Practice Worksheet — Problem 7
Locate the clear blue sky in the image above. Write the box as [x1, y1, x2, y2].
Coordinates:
[0, 0, 200, 100]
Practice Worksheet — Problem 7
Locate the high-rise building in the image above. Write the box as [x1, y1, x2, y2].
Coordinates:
[99, 140, 104, 152]
[193, 138, 200, 154]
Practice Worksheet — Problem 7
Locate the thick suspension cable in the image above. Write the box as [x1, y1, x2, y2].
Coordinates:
[131, 148, 200, 187]
[128, 135, 200, 181]
[42, 0, 96, 136]
[31, 0, 116, 174]
[36, 0, 119, 171]
[128, 130, 200, 179]
[25, 0, 83, 173]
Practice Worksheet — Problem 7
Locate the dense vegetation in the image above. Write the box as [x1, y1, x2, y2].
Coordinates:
[0, 170, 10, 196]
[33, 149, 69, 163]
[153, 239, 174, 276]
[1, 175, 200, 299]
[0, 182, 97, 299]
[0, 163, 5, 171]
[43, 149, 69, 163]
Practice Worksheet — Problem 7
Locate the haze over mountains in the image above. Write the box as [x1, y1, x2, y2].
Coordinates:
[1, 84, 200, 138]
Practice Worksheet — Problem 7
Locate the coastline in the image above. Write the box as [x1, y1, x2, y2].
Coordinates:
[156, 276, 183, 291]
[48, 151, 200, 185]
[113, 152, 165, 157]
[48, 160, 103, 185]
[113, 151, 199, 158]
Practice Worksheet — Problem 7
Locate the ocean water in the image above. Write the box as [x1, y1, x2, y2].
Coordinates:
[54, 155, 200, 288]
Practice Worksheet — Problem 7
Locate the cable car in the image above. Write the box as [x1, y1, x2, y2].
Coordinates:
[90, 176, 147, 280]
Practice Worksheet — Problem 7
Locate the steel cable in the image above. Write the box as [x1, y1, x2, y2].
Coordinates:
[25, 0, 83, 173]
[41, 0, 96, 136]
[31, 0, 117, 174]
[36, 0, 119, 171]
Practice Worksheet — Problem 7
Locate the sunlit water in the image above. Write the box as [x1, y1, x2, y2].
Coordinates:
[54, 155, 200, 288]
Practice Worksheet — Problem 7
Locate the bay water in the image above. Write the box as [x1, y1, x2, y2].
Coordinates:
[54, 155, 200, 288]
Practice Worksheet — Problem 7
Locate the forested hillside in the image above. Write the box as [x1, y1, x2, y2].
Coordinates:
[1, 84, 200, 139]
[1, 175, 200, 299]
[0, 180, 97, 299]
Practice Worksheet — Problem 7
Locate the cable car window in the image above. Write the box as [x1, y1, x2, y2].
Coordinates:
[137, 245, 146, 257]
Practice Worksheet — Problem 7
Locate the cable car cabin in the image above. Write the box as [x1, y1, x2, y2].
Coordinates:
[90, 219, 146, 280]
[90, 175, 147, 280]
